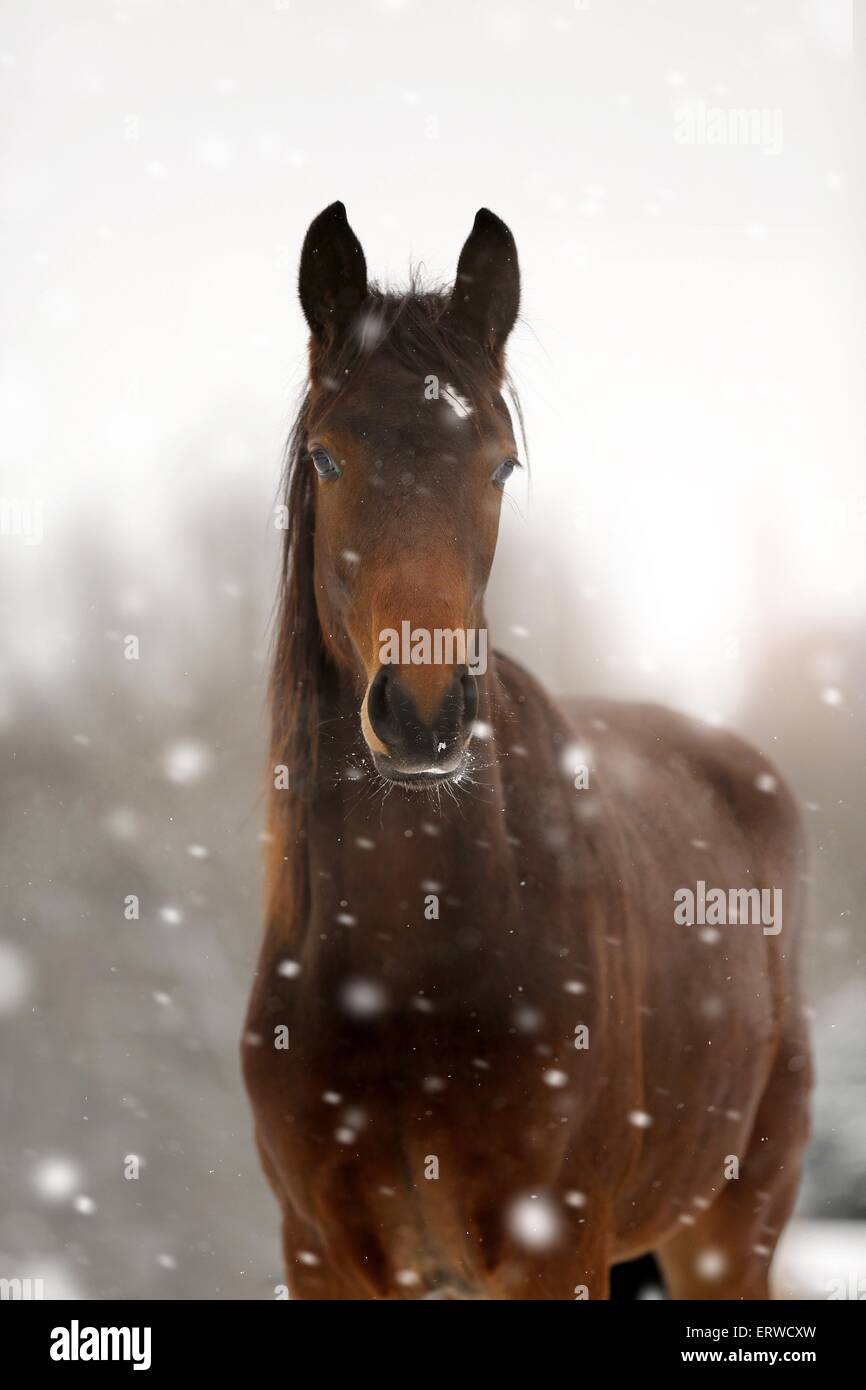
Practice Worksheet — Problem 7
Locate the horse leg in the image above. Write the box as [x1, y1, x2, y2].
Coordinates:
[252, 1129, 367, 1300]
[491, 1240, 611, 1301]
[477, 1198, 613, 1301]
[276, 1202, 369, 1300]
[656, 1037, 812, 1300]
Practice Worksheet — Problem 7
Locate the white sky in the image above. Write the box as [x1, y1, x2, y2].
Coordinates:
[1, 0, 863, 718]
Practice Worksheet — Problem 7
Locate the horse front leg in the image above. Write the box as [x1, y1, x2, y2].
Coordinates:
[490, 1228, 612, 1300]
[276, 1203, 370, 1300]
[252, 1129, 370, 1300]
[468, 1191, 614, 1300]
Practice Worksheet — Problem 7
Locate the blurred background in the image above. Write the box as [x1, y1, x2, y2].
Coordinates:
[0, 0, 863, 1299]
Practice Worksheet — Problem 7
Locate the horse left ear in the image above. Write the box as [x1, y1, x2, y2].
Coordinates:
[447, 208, 520, 365]
[298, 201, 368, 345]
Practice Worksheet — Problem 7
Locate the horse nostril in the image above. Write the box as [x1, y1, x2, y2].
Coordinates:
[367, 666, 394, 746]
[460, 670, 478, 731]
[368, 666, 418, 750]
[367, 665, 477, 765]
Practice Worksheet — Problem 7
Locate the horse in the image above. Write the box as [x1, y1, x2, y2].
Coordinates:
[242, 202, 812, 1300]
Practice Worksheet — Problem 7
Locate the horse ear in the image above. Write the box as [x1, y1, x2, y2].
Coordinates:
[298, 201, 368, 344]
[447, 208, 520, 364]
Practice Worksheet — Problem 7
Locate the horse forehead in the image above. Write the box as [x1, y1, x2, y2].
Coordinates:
[315, 359, 489, 439]
[321, 400, 481, 464]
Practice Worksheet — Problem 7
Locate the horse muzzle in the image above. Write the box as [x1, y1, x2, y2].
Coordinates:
[363, 664, 477, 784]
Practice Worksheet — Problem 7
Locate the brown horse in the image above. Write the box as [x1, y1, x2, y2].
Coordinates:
[242, 202, 812, 1300]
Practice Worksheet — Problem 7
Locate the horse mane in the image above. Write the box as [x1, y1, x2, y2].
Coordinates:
[265, 276, 524, 922]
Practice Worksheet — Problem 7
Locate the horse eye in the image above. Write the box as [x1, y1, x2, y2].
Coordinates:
[310, 448, 342, 480]
[491, 458, 516, 488]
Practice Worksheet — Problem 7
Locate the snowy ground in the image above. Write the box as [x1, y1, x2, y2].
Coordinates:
[773, 1222, 866, 1301]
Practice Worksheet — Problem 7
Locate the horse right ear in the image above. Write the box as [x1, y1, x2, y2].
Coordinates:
[446, 208, 520, 368]
[298, 201, 368, 345]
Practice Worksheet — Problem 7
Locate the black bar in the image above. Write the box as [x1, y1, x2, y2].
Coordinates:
[2, 1297, 856, 1376]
